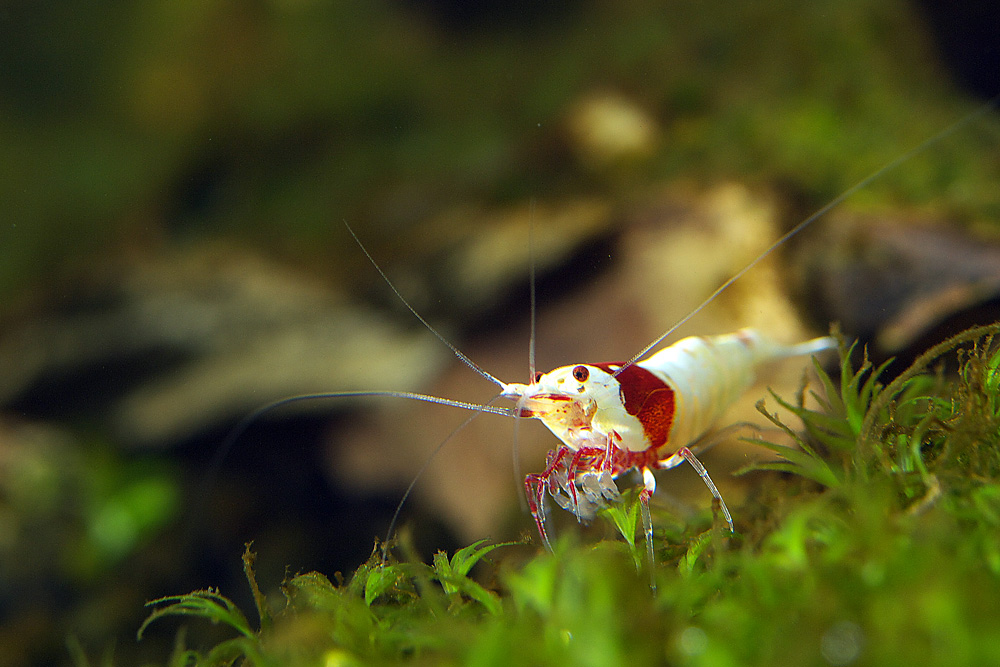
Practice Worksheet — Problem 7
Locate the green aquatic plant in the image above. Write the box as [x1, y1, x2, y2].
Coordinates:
[742, 325, 1000, 510]
[136, 539, 520, 666]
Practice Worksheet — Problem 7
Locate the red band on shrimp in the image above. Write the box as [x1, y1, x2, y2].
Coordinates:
[595, 363, 675, 451]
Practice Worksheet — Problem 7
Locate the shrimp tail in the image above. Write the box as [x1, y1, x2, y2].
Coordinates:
[774, 335, 837, 359]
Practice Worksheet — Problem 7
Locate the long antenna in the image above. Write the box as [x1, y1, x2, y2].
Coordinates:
[344, 221, 506, 389]
[528, 199, 538, 382]
[192, 390, 513, 550]
[206, 390, 514, 489]
[382, 393, 506, 560]
[615, 94, 1000, 377]
[512, 200, 540, 512]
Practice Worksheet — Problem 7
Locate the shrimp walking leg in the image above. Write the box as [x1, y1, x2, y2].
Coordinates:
[666, 447, 735, 532]
[526, 439, 628, 551]
[524, 446, 573, 551]
[639, 467, 657, 587]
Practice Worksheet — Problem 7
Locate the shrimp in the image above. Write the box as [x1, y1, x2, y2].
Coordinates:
[505, 329, 835, 552]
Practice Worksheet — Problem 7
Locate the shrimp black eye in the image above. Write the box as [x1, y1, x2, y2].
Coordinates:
[532, 371, 544, 384]
[572, 365, 589, 382]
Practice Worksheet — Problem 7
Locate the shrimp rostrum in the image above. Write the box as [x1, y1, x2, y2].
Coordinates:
[502, 329, 835, 550]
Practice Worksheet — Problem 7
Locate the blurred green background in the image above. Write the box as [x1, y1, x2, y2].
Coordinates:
[2, 0, 997, 305]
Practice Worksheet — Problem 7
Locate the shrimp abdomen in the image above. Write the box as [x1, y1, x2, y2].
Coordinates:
[637, 329, 834, 449]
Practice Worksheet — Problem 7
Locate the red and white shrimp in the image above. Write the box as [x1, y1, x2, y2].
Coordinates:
[340, 210, 840, 555]
[503, 329, 835, 551]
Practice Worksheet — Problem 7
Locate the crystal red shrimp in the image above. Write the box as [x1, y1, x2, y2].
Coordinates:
[502, 329, 835, 553]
